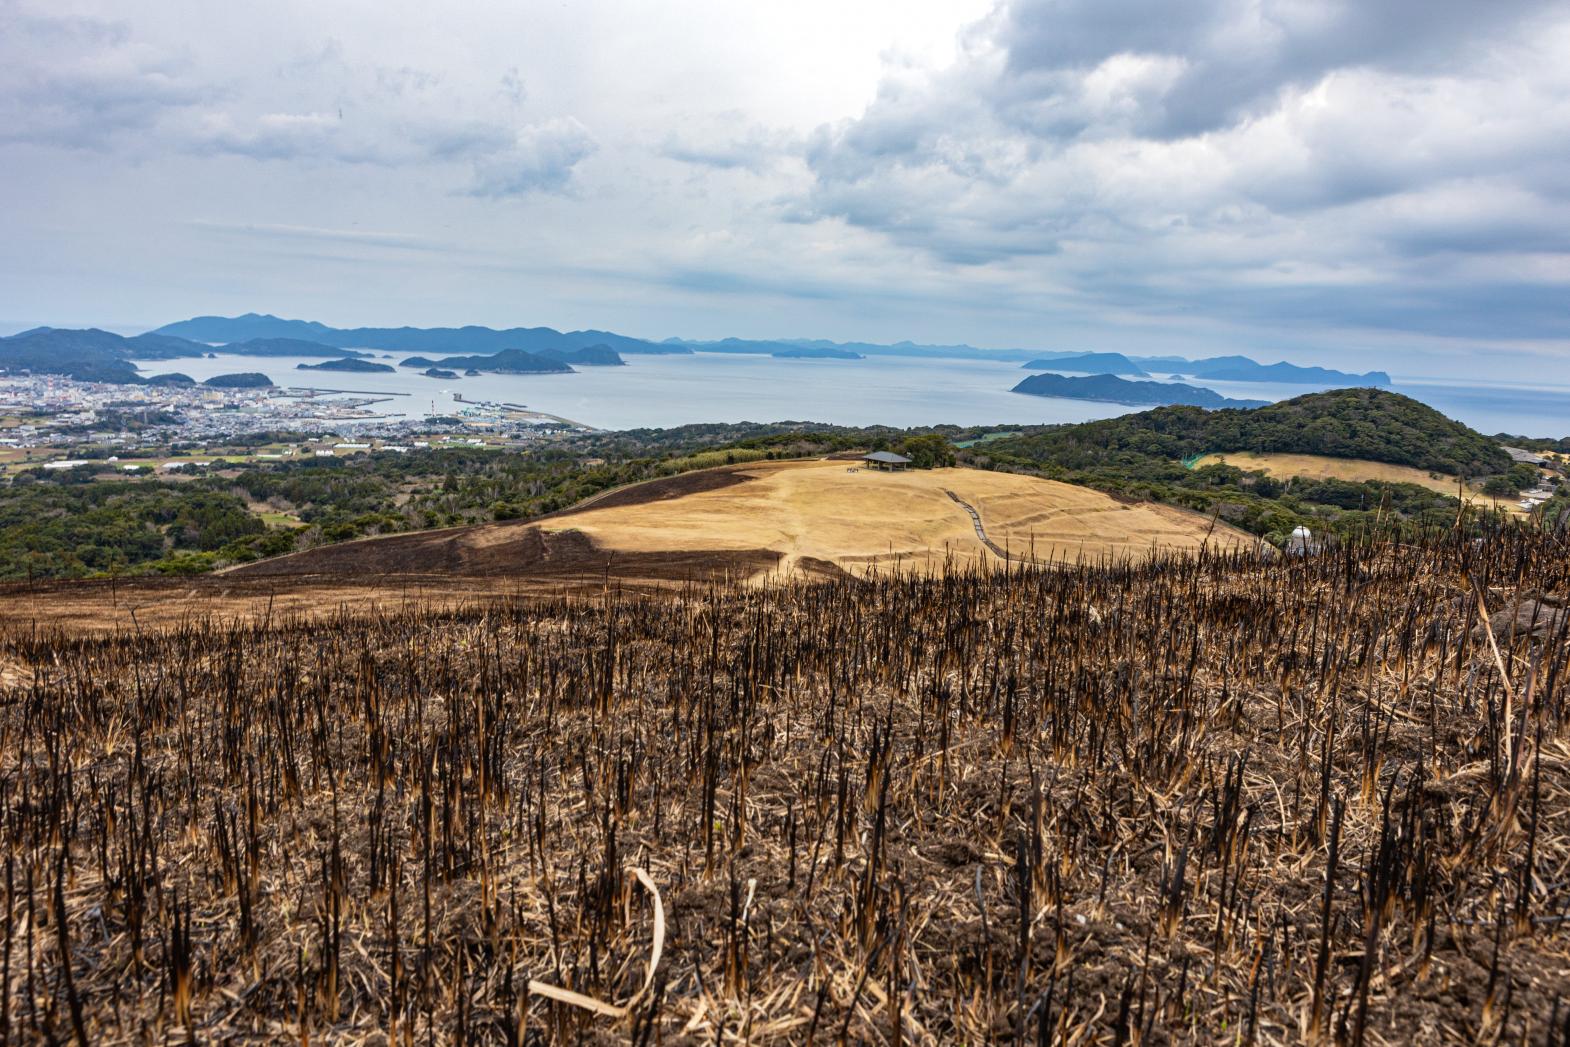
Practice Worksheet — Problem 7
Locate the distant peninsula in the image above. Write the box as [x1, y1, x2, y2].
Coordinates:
[398, 349, 572, 374]
[203, 372, 274, 389]
[0, 328, 191, 383]
[296, 358, 396, 373]
[1012, 373, 1268, 409]
[538, 344, 625, 366]
[1022, 352, 1146, 376]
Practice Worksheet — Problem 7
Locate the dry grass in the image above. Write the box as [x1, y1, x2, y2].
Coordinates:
[1193, 451, 1526, 513]
[2, 530, 1568, 1043]
[545, 459, 1253, 578]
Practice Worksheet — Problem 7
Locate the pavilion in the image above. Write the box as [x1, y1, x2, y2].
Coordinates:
[861, 451, 913, 471]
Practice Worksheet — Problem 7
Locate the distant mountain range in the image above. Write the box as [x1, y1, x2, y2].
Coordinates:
[1012, 373, 1269, 409]
[1, 314, 1393, 392]
[152, 314, 687, 356]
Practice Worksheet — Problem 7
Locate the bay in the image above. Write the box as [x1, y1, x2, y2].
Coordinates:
[133, 352, 1570, 438]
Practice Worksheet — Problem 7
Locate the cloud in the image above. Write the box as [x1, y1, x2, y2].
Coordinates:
[0, 12, 208, 149]
[467, 117, 598, 196]
[185, 220, 447, 251]
[792, 0, 1570, 342]
[0, 8, 592, 193]
[659, 119, 799, 171]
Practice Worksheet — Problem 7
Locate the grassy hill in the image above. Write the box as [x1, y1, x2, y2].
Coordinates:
[992, 388, 1510, 477]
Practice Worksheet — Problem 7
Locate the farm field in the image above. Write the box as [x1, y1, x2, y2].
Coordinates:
[1, 528, 1565, 1043]
[1192, 451, 1515, 507]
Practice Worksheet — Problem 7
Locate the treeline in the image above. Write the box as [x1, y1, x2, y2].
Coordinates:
[0, 476, 289, 579]
[991, 389, 1511, 477]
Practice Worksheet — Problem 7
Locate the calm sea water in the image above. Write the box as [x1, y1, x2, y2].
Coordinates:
[134, 352, 1570, 438]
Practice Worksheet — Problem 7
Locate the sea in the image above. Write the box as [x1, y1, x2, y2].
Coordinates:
[132, 352, 1570, 439]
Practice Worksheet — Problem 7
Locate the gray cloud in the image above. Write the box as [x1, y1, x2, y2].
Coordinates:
[466, 118, 598, 196]
[0, 12, 207, 148]
[659, 120, 799, 171]
[2, 0, 1568, 372]
[795, 0, 1570, 343]
[0, 7, 594, 192]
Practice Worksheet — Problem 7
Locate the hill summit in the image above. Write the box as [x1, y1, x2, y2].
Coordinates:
[992, 388, 1512, 477]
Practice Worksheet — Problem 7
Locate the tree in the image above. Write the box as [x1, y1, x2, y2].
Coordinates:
[897, 434, 956, 470]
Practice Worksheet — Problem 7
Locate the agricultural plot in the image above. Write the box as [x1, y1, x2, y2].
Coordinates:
[1, 531, 1567, 1043]
[1192, 451, 1513, 508]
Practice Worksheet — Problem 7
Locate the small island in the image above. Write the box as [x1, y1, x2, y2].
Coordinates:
[423, 368, 459, 379]
[223, 338, 368, 359]
[146, 372, 196, 386]
[1022, 352, 1147, 376]
[296, 358, 396, 373]
[399, 349, 572, 374]
[1163, 356, 1391, 387]
[1012, 373, 1267, 409]
[203, 372, 274, 389]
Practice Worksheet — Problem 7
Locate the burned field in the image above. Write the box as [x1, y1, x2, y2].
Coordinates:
[2, 533, 1569, 1043]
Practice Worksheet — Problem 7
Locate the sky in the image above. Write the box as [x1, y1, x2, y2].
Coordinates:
[3, 0, 1569, 377]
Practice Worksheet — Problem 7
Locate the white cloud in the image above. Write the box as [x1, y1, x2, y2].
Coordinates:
[467, 118, 598, 196]
[0, 0, 1567, 371]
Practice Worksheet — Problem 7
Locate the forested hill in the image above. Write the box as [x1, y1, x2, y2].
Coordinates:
[990, 388, 1512, 477]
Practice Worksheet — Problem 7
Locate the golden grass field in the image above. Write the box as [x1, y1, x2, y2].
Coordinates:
[1193, 450, 1528, 512]
[542, 458, 1253, 577]
[0, 461, 1254, 633]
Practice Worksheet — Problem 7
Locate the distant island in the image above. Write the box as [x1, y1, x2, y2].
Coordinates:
[1013, 373, 1268, 409]
[1153, 356, 1390, 386]
[398, 349, 572, 374]
[423, 368, 459, 379]
[146, 372, 195, 386]
[772, 346, 863, 359]
[1022, 352, 1147, 376]
[153, 313, 689, 356]
[296, 358, 396, 373]
[537, 344, 625, 366]
[203, 372, 274, 389]
[224, 338, 369, 359]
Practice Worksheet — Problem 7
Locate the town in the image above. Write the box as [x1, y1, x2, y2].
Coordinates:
[0, 371, 589, 476]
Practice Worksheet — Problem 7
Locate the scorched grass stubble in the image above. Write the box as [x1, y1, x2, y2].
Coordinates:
[1, 528, 1569, 1044]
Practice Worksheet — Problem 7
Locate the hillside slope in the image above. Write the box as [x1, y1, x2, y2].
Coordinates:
[993, 388, 1511, 477]
[227, 460, 1253, 583]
